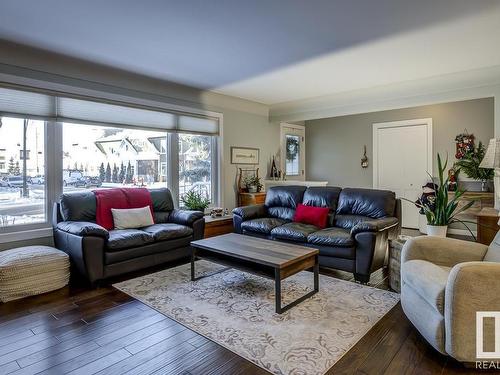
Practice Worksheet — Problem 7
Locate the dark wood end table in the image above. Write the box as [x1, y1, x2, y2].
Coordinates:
[190, 233, 319, 314]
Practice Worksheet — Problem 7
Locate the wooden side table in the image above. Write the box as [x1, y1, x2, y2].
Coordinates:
[238, 192, 266, 206]
[388, 236, 410, 293]
[476, 207, 499, 245]
[204, 215, 234, 238]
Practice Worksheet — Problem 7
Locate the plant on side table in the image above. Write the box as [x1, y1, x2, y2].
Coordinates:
[454, 141, 494, 191]
[243, 175, 263, 193]
[411, 153, 474, 237]
[181, 190, 211, 212]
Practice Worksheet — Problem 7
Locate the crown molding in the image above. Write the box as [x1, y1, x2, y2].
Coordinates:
[269, 66, 500, 122]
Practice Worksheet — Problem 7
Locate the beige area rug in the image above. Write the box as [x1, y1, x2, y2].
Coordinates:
[114, 260, 399, 375]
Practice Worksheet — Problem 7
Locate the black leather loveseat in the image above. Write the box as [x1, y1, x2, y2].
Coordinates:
[233, 186, 400, 283]
[53, 188, 204, 284]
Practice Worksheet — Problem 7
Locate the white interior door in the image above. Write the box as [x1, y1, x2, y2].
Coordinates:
[280, 123, 305, 181]
[373, 119, 432, 229]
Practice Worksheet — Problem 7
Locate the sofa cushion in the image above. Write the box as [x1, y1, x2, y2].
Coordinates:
[105, 236, 191, 265]
[241, 218, 288, 235]
[334, 214, 373, 230]
[271, 222, 319, 242]
[149, 188, 175, 212]
[402, 259, 451, 314]
[265, 186, 306, 220]
[106, 229, 155, 251]
[141, 224, 193, 241]
[112, 206, 155, 230]
[307, 227, 354, 247]
[293, 204, 329, 229]
[337, 188, 396, 219]
[303, 186, 342, 226]
[60, 191, 97, 222]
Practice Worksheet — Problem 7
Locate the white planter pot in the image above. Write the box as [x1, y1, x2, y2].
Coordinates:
[426, 224, 448, 237]
[418, 214, 427, 234]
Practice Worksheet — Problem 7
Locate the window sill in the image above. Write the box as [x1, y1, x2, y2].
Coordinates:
[0, 227, 53, 244]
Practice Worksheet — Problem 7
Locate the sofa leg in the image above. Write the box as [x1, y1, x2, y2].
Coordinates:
[354, 273, 370, 284]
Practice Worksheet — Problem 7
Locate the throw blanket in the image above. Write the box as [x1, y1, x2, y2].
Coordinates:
[94, 188, 153, 230]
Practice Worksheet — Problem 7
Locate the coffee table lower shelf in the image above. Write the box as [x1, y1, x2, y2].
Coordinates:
[190, 248, 319, 314]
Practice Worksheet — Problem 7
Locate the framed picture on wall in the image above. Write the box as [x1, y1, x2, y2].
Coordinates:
[230, 147, 259, 164]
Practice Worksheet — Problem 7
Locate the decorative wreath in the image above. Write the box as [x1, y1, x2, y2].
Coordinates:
[454, 132, 475, 160]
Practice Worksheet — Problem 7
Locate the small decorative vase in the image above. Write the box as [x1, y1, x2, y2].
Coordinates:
[481, 179, 490, 192]
[426, 224, 448, 237]
[248, 186, 257, 193]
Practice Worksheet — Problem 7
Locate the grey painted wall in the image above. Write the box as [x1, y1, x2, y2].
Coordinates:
[0, 42, 279, 250]
[306, 98, 494, 187]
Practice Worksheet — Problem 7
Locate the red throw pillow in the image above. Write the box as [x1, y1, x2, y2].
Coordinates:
[94, 188, 128, 230]
[121, 188, 154, 215]
[293, 203, 330, 229]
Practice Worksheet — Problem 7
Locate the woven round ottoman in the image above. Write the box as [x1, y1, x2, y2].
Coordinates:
[0, 246, 70, 303]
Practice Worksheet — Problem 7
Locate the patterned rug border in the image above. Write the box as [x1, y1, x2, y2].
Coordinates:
[113, 261, 400, 375]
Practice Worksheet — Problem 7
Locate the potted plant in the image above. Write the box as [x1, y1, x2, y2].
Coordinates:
[412, 154, 474, 237]
[243, 175, 263, 193]
[180, 190, 210, 212]
[454, 141, 494, 191]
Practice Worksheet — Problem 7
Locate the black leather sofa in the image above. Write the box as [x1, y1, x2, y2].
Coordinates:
[53, 188, 204, 284]
[233, 186, 400, 283]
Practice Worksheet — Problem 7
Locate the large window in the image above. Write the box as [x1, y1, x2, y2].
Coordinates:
[0, 117, 45, 227]
[63, 123, 168, 192]
[0, 86, 221, 234]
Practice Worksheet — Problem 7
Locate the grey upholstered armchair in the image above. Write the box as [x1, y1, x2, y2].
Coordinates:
[401, 232, 500, 362]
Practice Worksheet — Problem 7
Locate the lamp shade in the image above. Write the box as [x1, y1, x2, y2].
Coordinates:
[479, 138, 500, 169]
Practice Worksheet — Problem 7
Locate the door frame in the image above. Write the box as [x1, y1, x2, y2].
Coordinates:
[280, 122, 306, 181]
[372, 118, 433, 189]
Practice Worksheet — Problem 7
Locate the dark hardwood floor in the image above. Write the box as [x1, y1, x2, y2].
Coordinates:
[0, 260, 480, 374]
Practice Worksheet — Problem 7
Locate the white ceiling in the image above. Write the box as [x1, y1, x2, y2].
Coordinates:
[0, 0, 499, 105]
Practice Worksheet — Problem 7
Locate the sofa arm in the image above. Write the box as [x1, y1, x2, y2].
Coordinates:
[401, 236, 488, 267]
[53, 228, 105, 284]
[169, 209, 204, 226]
[56, 221, 109, 239]
[232, 204, 266, 220]
[350, 217, 399, 236]
[445, 262, 500, 361]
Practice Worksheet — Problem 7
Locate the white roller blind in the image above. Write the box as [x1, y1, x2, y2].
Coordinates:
[178, 115, 219, 135]
[56, 97, 176, 130]
[0, 87, 54, 118]
[0, 86, 219, 135]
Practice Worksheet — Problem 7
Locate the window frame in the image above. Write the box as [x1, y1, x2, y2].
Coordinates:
[0, 86, 223, 243]
[0, 118, 56, 239]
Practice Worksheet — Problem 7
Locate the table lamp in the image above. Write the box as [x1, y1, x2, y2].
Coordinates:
[479, 138, 500, 212]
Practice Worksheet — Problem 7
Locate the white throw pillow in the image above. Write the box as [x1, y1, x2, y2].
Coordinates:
[111, 206, 154, 229]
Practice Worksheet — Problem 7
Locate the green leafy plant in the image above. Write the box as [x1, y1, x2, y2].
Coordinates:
[180, 190, 210, 212]
[454, 141, 494, 181]
[243, 175, 263, 192]
[410, 154, 474, 227]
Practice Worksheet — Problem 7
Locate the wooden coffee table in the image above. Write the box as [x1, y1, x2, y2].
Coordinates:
[190, 233, 319, 314]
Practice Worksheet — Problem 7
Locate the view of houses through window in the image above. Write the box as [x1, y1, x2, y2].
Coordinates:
[179, 133, 212, 201]
[0, 118, 215, 229]
[62, 123, 168, 192]
[0, 117, 46, 227]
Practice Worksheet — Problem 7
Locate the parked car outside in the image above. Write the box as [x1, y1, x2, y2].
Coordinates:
[30, 175, 45, 184]
[5, 176, 24, 188]
[74, 176, 102, 189]
[63, 169, 83, 186]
